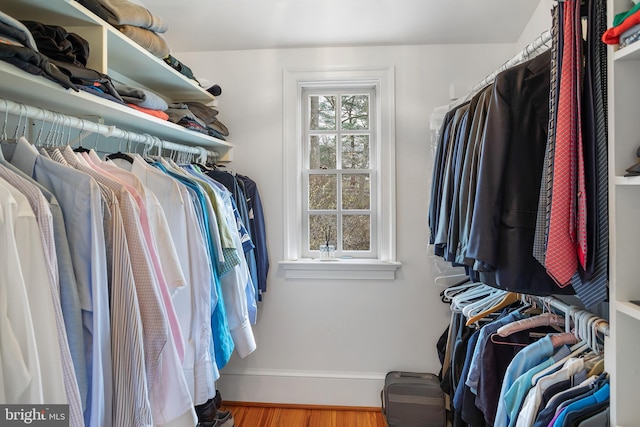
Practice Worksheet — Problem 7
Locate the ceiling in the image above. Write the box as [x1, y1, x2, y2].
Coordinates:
[140, 0, 541, 53]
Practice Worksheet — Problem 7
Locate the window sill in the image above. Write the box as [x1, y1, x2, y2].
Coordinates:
[278, 258, 402, 280]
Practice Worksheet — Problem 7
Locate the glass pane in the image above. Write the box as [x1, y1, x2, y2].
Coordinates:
[309, 135, 336, 169]
[309, 174, 337, 210]
[341, 95, 369, 130]
[342, 174, 370, 210]
[309, 215, 337, 251]
[309, 95, 336, 130]
[341, 135, 370, 169]
[343, 215, 370, 251]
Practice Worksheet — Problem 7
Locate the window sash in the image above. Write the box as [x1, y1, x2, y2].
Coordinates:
[302, 86, 377, 259]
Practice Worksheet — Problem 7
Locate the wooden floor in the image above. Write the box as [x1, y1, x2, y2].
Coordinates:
[220, 402, 387, 427]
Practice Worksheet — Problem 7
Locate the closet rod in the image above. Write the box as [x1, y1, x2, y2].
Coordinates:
[536, 295, 609, 337]
[0, 97, 212, 159]
[451, 30, 552, 108]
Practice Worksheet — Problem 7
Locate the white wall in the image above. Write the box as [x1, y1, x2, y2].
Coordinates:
[517, 0, 555, 51]
[174, 39, 542, 407]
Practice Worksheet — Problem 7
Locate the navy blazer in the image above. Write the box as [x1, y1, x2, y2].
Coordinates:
[466, 50, 574, 296]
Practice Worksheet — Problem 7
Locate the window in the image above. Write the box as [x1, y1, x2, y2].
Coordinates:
[302, 87, 376, 259]
[281, 67, 400, 279]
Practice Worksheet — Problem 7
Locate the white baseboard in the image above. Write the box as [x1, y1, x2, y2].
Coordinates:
[216, 369, 387, 407]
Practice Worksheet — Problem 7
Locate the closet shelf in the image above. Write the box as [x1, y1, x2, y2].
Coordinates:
[0, 61, 231, 153]
[0, 0, 215, 103]
[614, 176, 640, 185]
[613, 39, 640, 61]
[614, 301, 640, 322]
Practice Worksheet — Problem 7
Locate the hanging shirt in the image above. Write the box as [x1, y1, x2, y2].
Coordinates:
[515, 357, 585, 427]
[0, 165, 84, 427]
[1, 173, 67, 400]
[79, 149, 186, 362]
[0, 179, 43, 404]
[0, 157, 87, 412]
[59, 147, 196, 427]
[7, 137, 112, 427]
[153, 160, 235, 371]
[182, 166, 257, 356]
[113, 154, 217, 405]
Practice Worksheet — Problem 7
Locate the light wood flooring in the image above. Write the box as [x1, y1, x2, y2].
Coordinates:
[220, 402, 387, 427]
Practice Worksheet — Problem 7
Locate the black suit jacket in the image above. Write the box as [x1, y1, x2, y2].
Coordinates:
[466, 49, 574, 296]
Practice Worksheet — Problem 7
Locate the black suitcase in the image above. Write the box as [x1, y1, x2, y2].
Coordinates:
[381, 371, 446, 427]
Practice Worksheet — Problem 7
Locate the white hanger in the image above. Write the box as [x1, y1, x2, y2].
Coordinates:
[530, 308, 595, 385]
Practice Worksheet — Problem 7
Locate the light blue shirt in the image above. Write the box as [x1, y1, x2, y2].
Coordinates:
[7, 138, 112, 427]
[493, 334, 557, 427]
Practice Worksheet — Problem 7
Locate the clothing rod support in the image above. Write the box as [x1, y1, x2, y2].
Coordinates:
[0, 97, 213, 158]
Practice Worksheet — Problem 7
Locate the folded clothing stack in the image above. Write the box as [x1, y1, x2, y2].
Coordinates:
[77, 0, 170, 58]
[166, 101, 230, 140]
[114, 82, 170, 120]
[22, 20, 124, 104]
[0, 11, 77, 90]
[602, 2, 640, 45]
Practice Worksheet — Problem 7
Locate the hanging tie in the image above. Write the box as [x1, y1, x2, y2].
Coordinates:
[545, 0, 585, 286]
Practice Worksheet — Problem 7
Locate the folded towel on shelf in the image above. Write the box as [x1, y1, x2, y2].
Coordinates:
[118, 25, 170, 58]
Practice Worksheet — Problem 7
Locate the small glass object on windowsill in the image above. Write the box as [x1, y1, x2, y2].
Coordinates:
[319, 228, 337, 260]
[319, 244, 336, 261]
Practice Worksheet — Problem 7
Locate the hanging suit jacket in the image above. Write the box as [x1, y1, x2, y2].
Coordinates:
[466, 49, 574, 296]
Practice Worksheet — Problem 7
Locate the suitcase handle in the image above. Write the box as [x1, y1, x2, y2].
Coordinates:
[396, 372, 429, 379]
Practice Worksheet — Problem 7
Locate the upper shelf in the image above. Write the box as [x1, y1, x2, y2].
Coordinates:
[0, 61, 232, 153]
[0, 0, 215, 103]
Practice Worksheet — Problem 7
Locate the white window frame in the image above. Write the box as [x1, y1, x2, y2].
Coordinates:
[280, 66, 400, 280]
[301, 85, 377, 259]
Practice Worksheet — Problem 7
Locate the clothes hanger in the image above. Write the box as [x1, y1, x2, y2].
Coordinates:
[449, 283, 499, 313]
[530, 309, 596, 385]
[495, 312, 566, 337]
[73, 119, 91, 153]
[105, 130, 134, 163]
[464, 291, 520, 326]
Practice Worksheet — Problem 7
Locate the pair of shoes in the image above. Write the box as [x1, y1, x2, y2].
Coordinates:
[216, 411, 234, 427]
[195, 398, 234, 426]
[195, 398, 217, 421]
[196, 412, 234, 427]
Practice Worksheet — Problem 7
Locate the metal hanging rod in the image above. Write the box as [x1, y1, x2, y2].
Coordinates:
[0, 97, 213, 161]
[451, 30, 552, 108]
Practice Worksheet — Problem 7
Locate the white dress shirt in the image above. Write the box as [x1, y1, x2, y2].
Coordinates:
[0, 181, 42, 404]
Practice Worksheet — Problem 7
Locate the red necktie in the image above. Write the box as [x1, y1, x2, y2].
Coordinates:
[546, 0, 585, 286]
